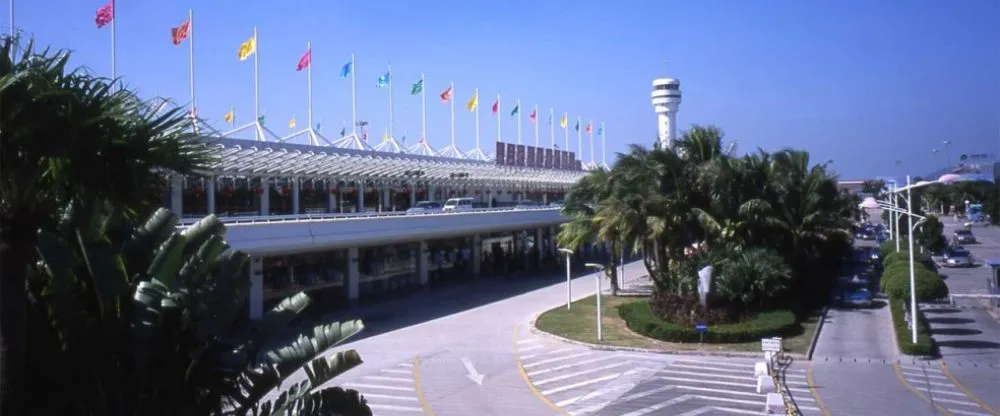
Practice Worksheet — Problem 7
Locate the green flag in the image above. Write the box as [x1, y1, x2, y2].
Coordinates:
[257, 115, 266, 126]
[340, 127, 347, 137]
[510, 105, 519, 117]
[411, 78, 423, 95]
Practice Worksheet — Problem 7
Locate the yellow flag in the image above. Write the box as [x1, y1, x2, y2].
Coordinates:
[238, 36, 256, 61]
[559, 115, 568, 128]
[466, 92, 478, 112]
[382, 131, 389, 142]
[223, 108, 234, 124]
[288, 117, 296, 129]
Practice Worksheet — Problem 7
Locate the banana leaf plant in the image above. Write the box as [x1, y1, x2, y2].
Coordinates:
[25, 198, 373, 415]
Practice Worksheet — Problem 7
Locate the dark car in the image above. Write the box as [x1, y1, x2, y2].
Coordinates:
[953, 228, 977, 244]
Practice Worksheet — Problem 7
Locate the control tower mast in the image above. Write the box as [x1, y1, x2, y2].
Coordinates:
[651, 77, 682, 150]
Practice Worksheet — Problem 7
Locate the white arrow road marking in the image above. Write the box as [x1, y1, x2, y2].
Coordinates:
[461, 357, 484, 386]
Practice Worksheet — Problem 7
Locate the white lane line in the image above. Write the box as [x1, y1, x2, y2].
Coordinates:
[363, 393, 418, 402]
[519, 353, 543, 360]
[898, 365, 942, 374]
[673, 359, 808, 373]
[343, 383, 415, 392]
[908, 379, 960, 389]
[913, 387, 967, 397]
[712, 406, 772, 415]
[933, 397, 983, 407]
[526, 354, 623, 376]
[568, 399, 615, 415]
[518, 344, 545, 352]
[368, 403, 424, 412]
[397, 362, 414, 368]
[620, 394, 694, 416]
[948, 409, 991, 416]
[381, 368, 412, 375]
[534, 360, 635, 386]
[677, 385, 815, 402]
[364, 376, 413, 383]
[540, 372, 628, 396]
[517, 338, 542, 345]
[658, 368, 754, 382]
[667, 362, 807, 379]
[902, 370, 947, 380]
[522, 351, 593, 369]
[657, 376, 811, 394]
[560, 383, 635, 408]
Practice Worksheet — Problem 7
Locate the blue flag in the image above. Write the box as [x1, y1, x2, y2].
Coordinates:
[376, 71, 391, 88]
[340, 61, 352, 78]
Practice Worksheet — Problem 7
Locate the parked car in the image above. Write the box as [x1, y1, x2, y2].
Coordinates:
[943, 247, 974, 268]
[406, 201, 442, 214]
[953, 228, 977, 244]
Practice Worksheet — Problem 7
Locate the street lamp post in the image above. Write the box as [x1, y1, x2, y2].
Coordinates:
[585, 262, 605, 341]
[558, 248, 574, 310]
[874, 200, 928, 344]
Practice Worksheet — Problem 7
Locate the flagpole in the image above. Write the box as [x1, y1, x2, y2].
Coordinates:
[188, 9, 196, 129]
[450, 82, 456, 147]
[306, 42, 313, 134]
[253, 26, 261, 141]
[516, 99, 522, 145]
[420, 73, 427, 143]
[577, 116, 583, 163]
[387, 63, 394, 138]
[601, 121, 607, 165]
[110, 0, 116, 89]
[496, 93, 502, 142]
[563, 112, 569, 150]
[351, 53, 357, 135]
[587, 120, 597, 165]
[550, 108, 555, 148]
[533, 104, 539, 147]
[474, 87, 480, 150]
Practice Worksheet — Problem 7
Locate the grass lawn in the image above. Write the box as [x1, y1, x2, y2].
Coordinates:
[535, 295, 820, 355]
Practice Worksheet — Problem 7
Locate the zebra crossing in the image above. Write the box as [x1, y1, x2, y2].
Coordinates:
[516, 335, 821, 415]
[341, 361, 426, 416]
[896, 362, 995, 416]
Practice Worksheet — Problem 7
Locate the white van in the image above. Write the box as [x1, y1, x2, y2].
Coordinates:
[443, 197, 475, 212]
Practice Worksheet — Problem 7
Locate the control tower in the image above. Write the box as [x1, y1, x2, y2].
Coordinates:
[651, 77, 682, 150]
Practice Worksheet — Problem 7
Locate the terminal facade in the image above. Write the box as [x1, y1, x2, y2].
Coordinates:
[169, 138, 596, 318]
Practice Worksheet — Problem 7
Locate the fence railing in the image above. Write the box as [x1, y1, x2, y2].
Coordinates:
[176, 206, 561, 226]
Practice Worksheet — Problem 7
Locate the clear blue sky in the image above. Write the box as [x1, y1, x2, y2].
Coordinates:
[11, 0, 1000, 179]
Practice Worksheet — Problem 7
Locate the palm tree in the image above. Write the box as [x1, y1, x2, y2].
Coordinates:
[0, 37, 214, 415]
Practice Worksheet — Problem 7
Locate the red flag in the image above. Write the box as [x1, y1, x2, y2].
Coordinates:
[171, 19, 191, 45]
[529, 110, 537, 124]
[439, 86, 453, 103]
[296, 48, 312, 71]
[585, 123, 592, 133]
[491, 100, 499, 114]
[95, 0, 114, 29]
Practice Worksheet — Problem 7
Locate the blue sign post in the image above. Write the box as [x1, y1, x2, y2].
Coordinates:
[695, 322, 708, 344]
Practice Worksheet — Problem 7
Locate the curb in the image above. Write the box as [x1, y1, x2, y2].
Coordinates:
[805, 306, 829, 360]
[529, 313, 807, 360]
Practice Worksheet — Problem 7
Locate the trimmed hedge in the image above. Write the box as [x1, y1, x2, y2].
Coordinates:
[888, 296, 937, 356]
[618, 299, 799, 343]
[883, 250, 931, 268]
[880, 240, 899, 258]
[881, 264, 949, 301]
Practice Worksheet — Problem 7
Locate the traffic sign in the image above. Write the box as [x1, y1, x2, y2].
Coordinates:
[761, 337, 783, 353]
[695, 323, 708, 333]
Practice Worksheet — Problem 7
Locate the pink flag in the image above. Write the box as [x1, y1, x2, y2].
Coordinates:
[95, 0, 114, 29]
[296, 48, 311, 71]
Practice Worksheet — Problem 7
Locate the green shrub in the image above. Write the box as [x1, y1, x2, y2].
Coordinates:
[882, 267, 949, 301]
[883, 251, 911, 267]
[619, 299, 799, 343]
[880, 240, 899, 258]
[889, 297, 937, 356]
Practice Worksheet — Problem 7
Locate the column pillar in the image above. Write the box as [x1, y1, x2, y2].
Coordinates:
[206, 176, 216, 215]
[170, 174, 183, 217]
[418, 241, 429, 286]
[259, 177, 270, 216]
[410, 187, 417, 206]
[472, 234, 482, 277]
[550, 226, 559, 257]
[357, 183, 365, 213]
[327, 180, 337, 213]
[381, 187, 389, 212]
[291, 177, 301, 215]
[347, 247, 360, 307]
[248, 255, 264, 320]
[536, 228, 544, 264]
[542, 193, 548, 205]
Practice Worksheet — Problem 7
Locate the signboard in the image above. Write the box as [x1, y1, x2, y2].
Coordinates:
[526, 147, 537, 168]
[495, 142, 506, 166]
[544, 149, 554, 169]
[694, 323, 708, 333]
[761, 337, 783, 353]
[515, 144, 526, 166]
[505, 143, 517, 166]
